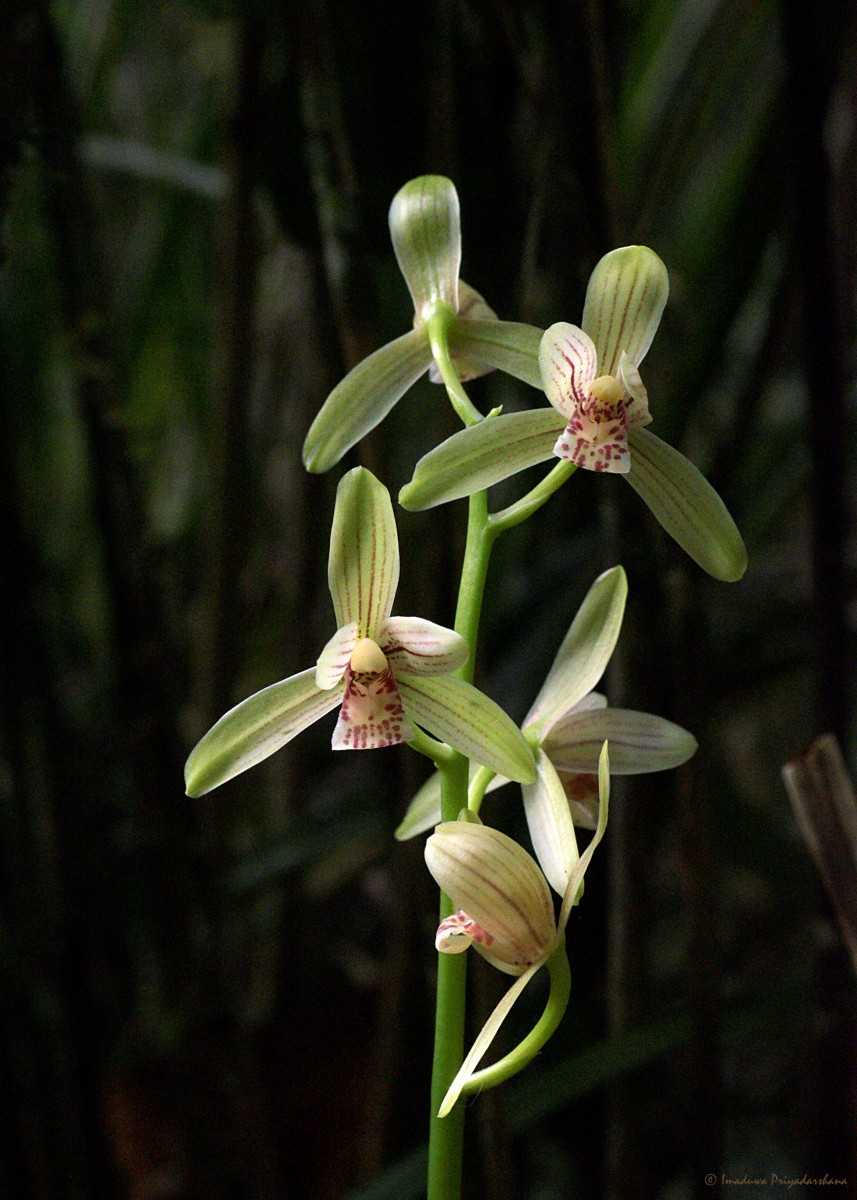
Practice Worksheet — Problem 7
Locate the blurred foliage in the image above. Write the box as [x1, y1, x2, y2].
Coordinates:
[1, 1, 855, 1198]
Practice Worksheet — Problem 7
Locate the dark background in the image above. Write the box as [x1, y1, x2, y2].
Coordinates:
[1, 1, 856, 1197]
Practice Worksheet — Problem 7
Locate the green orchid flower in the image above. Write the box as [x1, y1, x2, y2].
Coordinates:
[425, 742, 610, 1117]
[400, 246, 747, 582]
[396, 565, 696, 896]
[302, 175, 542, 473]
[184, 468, 535, 797]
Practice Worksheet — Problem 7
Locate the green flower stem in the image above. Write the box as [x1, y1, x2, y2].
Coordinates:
[461, 939, 572, 1097]
[489, 459, 577, 536]
[425, 305, 484, 428]
[467, 764, 495, 814]
[408, 725, 455, 765]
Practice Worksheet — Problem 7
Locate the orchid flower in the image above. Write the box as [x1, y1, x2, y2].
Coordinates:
[425, 742, 610, 1117]
[302, 175, 542, 473]
[184, 468, 536, 797]
[400, 247, 747, 582]
[396, 566, 696, 895]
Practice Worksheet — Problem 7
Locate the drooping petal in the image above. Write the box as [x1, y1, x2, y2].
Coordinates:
[389, 175, 460, 320]
[397, 674, 536, 783]
[331, 666, 414, 750]
[425, 822, 555, 971]
[524, 566, 628, 740]
[437, 963, 541, 1118]
[523, 748, 580, 896]
[544, 707, 698, 774]
[581, 246, 668, 377]
[302, 330, 432, 473]
[625, 427, 748, 581]
[399, 409, 562, 511]
[446, 318, 543, 389]
[428, 282, 499, 383]
[184, 669, 344, 797]
[315, 621, 358, 689]
[381, 616, 468, 676]
[538, 323, 598, 419]
[558, 743, 610, 933]
[328, 467, 400, 637]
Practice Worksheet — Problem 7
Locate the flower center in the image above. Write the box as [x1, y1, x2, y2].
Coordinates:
[588, 374, 626, 405]
[350, 637, 388, 674]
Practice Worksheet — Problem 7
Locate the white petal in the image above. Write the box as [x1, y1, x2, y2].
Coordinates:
[184, 669, 344, 797]
[544, 708, 697, 774]
[381, 616, 468, 676]
[302, 330, 432, 473]
[438, 964, 541, 1118]
[331, 666, 414, 750]
[582, 246, 668, 377]
[398, 674, 536, 783]
[328, 468, 400, 637]
[315, 621, 358, 688]
[524, 566, 628, 739]
[538, 323, 598, 418]
[523, 749, 580, 896]
[558, 743, 610, 934]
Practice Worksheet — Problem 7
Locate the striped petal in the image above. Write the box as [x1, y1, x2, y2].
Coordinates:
[425, 822, 556, 973]
[381, 616, 468, 676]
[328, 468, 400, 637]
[331, 665, 414, 750]
[544, 707, 698, 774]
[446, 318, 543, 389]
[625, 427, 748, 581]
[389, 175, 460, 320]
[538, 323, 598, 419]
[184, 668, 344, 797]
[302, 329, 432, 473]
[399, 409, 562, 511]
[523, 748, 580, 896]
[581, 246, 668, 376]
[315, 621, 358, 688]
[398, 674, 536, 783]
[524, 566, 628, 740]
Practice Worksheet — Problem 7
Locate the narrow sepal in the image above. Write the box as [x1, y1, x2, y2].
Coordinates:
[437, 964, 540, 1118]
[544, 707, 697, 774]
[389, 176, 460, 319]
[447, 318, 544, 389]
[328, 468, 400, 636]
[398, 674, 536, 783]
[425, 823, 555, 969]
[399, 409, 562, 511]
[524, 566, 628, 739]
[558, 742, 610, 932]
[184, 669, 344, 797]
[381, 616, 468, 676]
[302, 329, 432, 473]
[625, 427, 748, 581]
[315, 621, 358, 689]
[581, 246, 668, 376]
[523, 748, 580, 896]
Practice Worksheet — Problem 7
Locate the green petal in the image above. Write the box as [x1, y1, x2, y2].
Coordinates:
[626, 427, 747, 581]
[448, 318, 543, 389]
[399, 409, 562, 511]
[302, 329, 432, 473]
[544, 707, 697, 773]
[524, 566, 628, 740]
[389, 176, 461, 319]
[523, 748, 580, 896]
[582, 246, 668, 376]
[184, 669, 343, 797]
[557, 742, 610, 933]
[328, 468, 400, 637]
[397, 674, 536, 783]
